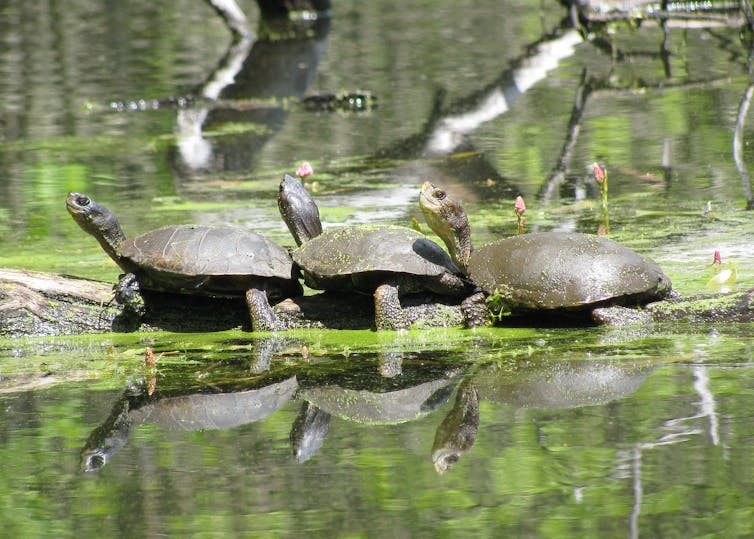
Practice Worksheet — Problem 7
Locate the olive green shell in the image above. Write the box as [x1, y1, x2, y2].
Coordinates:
[470, 232, 671, 310]
[292, 225, 463, 289]
[118, 225, 302, 297]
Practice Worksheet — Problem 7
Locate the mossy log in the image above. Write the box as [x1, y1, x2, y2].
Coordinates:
[0, 268, 464, 338]
[1, 268, 752, 338]
[580, 290, 754, 326]
[0, 269, 121, 337]
[645, 289, 754, 324]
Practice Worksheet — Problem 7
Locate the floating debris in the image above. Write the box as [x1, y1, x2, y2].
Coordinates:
[301, 91, 378, 112]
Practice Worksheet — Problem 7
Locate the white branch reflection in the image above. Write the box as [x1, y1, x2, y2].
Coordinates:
[625, 365, 720, 538]
[176, 34, 255, 171]
[425, 30, 583, 155]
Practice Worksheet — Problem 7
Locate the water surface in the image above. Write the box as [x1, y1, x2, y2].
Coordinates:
[1, 0, 753, 537]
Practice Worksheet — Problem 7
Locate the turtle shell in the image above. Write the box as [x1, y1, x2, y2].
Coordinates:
[292, 225, 463, 291]
[469, 231, 671, 310]
[118, 225, 301, 297]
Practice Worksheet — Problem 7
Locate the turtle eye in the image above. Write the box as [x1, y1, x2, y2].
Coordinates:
[76, 194, 91, 206]
[434, 189, 446, 200]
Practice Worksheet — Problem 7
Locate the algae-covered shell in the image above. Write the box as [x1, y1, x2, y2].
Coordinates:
[292, 225, 462, 290]
[470, 232, 671, 310]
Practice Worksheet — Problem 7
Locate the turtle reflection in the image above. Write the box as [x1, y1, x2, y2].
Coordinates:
[431, 379, 479, 475]
[290, 354, 463, 462]
[81, 375, 298, 472]
[431, 358, 657, 474]
[472, 358, 656, 409]
[289, 402, 331, 464]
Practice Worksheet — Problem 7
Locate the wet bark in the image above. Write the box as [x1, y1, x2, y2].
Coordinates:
[0, 268, 465, 337]
[0, 269, 121, 337]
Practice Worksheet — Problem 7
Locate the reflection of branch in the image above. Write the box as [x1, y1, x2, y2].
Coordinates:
[660, 19, 672, 78]
[537, 74, 734, 205]
[745, 0, 754, 31]
[584, 11, 742, 25]
[733, 83, 754, 210]
[375, 9, 742, 196]
[424, 30, 584, 156]
[538, 71, 591, 203]
[692, 366, 720, 445]
[567, 0, 744, 26]
[624, 364, 720, 538]
[175, 33, 256, 170]
[207, 0, 252, 41]
[629, 445, 641, 539]
[375, 27, 584, 160]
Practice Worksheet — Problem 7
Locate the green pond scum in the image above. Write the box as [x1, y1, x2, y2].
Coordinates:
[2, 0, 754, 536]
[0, 322, 744, 392]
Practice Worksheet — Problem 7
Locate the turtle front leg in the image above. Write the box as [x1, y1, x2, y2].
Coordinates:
[114, 273, 146, 317]
[460, 291, 490, 328]
[374, 283, 409, 331]
[245, 288, 285, 332]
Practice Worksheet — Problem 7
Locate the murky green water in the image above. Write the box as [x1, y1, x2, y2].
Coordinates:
[1, 0, 753, 537]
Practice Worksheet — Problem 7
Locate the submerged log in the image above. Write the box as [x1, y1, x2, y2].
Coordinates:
[1, 268, 752, 338]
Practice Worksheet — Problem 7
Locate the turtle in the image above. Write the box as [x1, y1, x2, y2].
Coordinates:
[66, 192, 302, 331]
[418, 182, 672, 325]
[277, 174, 474, 330]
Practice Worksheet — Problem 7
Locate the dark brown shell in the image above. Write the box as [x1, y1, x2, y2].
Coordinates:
[118, 225, 301, 297]
[469, 232, 671, 310]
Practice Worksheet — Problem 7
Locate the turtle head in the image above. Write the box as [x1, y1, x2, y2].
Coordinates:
[66, 192, 127, 264]
[278, 174, 323, 246]
[418, 182, 472, 274]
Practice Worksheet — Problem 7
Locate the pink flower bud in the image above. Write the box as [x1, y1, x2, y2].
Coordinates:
[514, 195, 526, 216]
[713, 250, 722, 265]
[593, 162, 605, 184]
[296, 161, 313, 179]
